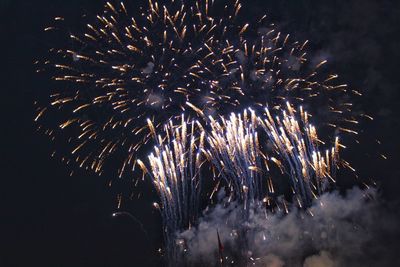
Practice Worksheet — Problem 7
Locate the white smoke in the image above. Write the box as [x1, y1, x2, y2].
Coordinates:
[303, 251, 335, 267]
[179, 188, 399, 266]
[235, 50, 248, 64]
[259, 254, 285, 267]
[142, 61, 155, 74]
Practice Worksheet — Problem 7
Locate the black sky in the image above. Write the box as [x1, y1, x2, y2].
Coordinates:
[2, 1, 400, 266]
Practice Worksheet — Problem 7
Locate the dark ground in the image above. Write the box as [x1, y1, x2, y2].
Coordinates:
[2, 0, 400, 266]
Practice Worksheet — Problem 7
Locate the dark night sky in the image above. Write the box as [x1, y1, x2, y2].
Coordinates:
[2, 1, 400, 266]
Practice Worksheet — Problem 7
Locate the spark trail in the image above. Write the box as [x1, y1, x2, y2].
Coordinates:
[138, 116, 205, 263]
[35, 0, 243, 177]
[35, 0, 359, 179]
[139, 103, 342, 264]
[206, 102, 340, 211]
[34, 1, 368, 265]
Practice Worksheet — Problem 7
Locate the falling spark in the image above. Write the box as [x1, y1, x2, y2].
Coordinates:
[36, 0, 359, 180]
[206, 103, 340, 209]
[138, 115, 205, 261]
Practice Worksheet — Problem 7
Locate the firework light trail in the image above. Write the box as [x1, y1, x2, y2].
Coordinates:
[35, 0, 245, 178]
[35, 0, 360, 180]
[258, 102, 340, 208]
[34, 0, 379, 266]
[136, 103, 343, 264]
[206, 102, 340, 211]
[206, 107, 263, 208]
[138, 116, 205, 263]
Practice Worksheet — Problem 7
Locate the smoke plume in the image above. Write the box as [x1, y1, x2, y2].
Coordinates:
[179, 188, 399, 266]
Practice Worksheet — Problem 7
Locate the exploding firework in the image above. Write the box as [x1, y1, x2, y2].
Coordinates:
[33, 1, 371, 265]
[220, 19, 362, 134]
[206, 102, 341, 211]
[206, 107, 263, 207]
[258, 102, 341, 208]
[138, 116, 205, 263]
[35, 0, 243, 177]
[137, 103, 343, 264]
[35, 0, 360, 179]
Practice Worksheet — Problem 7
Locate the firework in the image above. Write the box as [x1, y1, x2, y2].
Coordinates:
[33, 1, 367, 264]
[138, 116, 205, 263]
[220, 21, 362, 134]
[206, 108, 263, 209]
[35, 0, 243, 177]
[259, 102, 340, 208]
[35, 0, 359, 180]
[206, 102, 340, 210]
[136, 101, 343, 265]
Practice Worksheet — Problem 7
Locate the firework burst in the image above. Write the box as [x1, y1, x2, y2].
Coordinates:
[35, 0, 360, 180]
[206, 102, 341, 211]
[32, 2, 373, 265]
[137, 102, 343, 264]
[35, 0, 243, 177]
[138, 116, 205, 262]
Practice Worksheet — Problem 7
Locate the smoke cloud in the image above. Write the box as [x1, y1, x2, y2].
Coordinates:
[178, 188, 399, 266]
